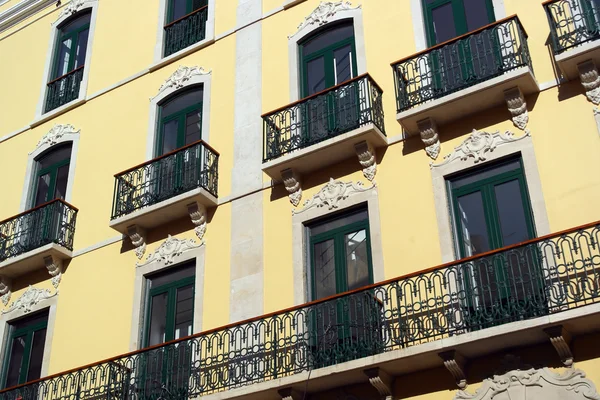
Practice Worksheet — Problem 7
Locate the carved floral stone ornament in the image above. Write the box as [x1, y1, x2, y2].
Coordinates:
[293, 178, 375, 214]
[354, 141, 377, 182]
[431, 129, 530, 169]
[578, 60, 600, 106]
[504, 87, 528, 131]
[156, 65, 211, 97]
[137, 235, 201, 267]
[289, 1, 361, 39]
[187, 202, 207, 242]
[418, 118, 441, 160]
[32, 124, 80, 153]
[282, 169, 302, 207]
[1, 286, 57, 315]
[59, 0, 88, 19]
[454, 368, 600, 400]
[0, 277, 11, 306]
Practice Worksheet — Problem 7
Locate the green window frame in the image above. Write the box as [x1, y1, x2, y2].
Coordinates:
[1, 312, 49, 389]
[166, 0, 207, 23]
[50, 12, 91, 80]
[31, 144, 72, 208]
[156, 88, 203, 157]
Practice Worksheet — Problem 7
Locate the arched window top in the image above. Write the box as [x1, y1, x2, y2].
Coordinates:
[300, 21, 354, 57]
[58, 10, 91, 31]
[160, 86, 204, 118]
[36, 143, 72, 167]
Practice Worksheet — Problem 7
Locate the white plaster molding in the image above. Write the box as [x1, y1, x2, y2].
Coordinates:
[439, 350, 468, 389]
[146, 66, 212, 159]
[58, 0, 87, 19]
[294, 178, 375, 214]
[282, 168, 302, 207]
[288, 1, 360, 38]
[187, 202, 207, 242]
[155, 65, 211, 99]
[364, 367, 393, 398]
[454, 368, 600, 400]
[578, 60, 600, 105]
[137, 235, 202, 267]
[0, 277, 11, 306]
[44, 255, 63, 289]
[1, 285, 57, 315]
[20, 124, 81, 212]
[354, 140, 377, 182]
[32, 124, 80, 153]
[0, 0, 55, 34]
[418, 118, 440, 160]
[127, 225, 147, 260]
[288, 1, 366, 102]
[504, 87, 528, 130]
[431, 129, 530, 169]
[544, 325, 574, 367]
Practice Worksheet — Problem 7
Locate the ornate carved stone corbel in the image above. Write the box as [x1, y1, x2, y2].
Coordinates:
[544, 325, 574, 367]
[439, 350, 468, 389]
[187, 202, 207, 241]
[0, 276, 12, 306]
[278, 388, 303, 400]
[364, 367, 394, 399]
[44, 255, 63, 289]
[578, 60, 600, 105]
[127, 225, 147, 260]
[282, 168, 302, 207]
[418, 118, 440, 160]
[504, 87, 528, 130]
[355, 140, 377, 182]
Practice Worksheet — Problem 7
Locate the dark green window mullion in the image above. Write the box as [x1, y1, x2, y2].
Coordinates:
[1, 319, 48, 388]
[51, 23, 90, 79]
[33, 157, 70, 206]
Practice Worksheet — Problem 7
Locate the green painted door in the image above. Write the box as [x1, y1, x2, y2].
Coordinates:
[449, 158, 545, 329]
[308, 208, 382, 368]
[422, 0, 497, 94]
[142, 263, 195, 399]
[300, 22, 358, 144]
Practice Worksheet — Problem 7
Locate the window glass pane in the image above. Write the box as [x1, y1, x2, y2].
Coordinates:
[456, 191, 491, 256]
[34, 174, 51, 207]
[494, 179, 531, 246]
[185, 111, 202, 145]
[74, 28, 89, 68]
[27, 328, 47, 382]
[11, 313, 48, 330]
[54, 164, 70, 200]
[345, 229, 369, 291]
[174, 285, 194, 340]
[171, 0, 187, 21]
[60, 13, 91, 33]
[161, 120, 179, 155]
[309, 209, 368, 236]
[4, 335, 26, 388]
[149, 262, 195, 288]
[161, 89, 203, 118]
[463, 0, 492, 32]
[305, 56, 326, 96]
[55, 38, 72, 78]
[302, 23, 354, 56]
[313, 239, 336, 300]
[148, 292, 168, 346]
[192, 0, 207, 10]
[333, 44, 353, 84]
[450, 159, 521, 189]
[431, 3, 457, 44]
[37, 145, 72, 170]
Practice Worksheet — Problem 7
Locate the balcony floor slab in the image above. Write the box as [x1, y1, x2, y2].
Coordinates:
[555, 39, 600, 80]
[109, 187, 217, 234]
[262, 123, 387, 181]
[0, 243, 72, 279]
[397, 67, 539, 136]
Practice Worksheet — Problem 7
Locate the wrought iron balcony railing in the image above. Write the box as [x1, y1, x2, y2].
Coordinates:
[164, 6, 209, 57]
[0, 200, 78, 262]
[111, 140, 219, 220]
[544, 0, 600, 54]
[262, 74, 385, 163]
[45, 66, 84, 113]
[392, 16, 531, 112]
[2, 220, 598, 399]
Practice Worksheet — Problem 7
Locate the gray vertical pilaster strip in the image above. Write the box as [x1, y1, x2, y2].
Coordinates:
[229, 0, 264, 323]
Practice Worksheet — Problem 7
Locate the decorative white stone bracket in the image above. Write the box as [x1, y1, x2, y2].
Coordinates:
[440, 350, 468, 389]
[544, 325, 574, 367]
[504, 87, 528, 131]
[282, 168, 302, 207]
[355, 140, 377, 182]
[44, 255, 63, 289]
[278, 388, 303, 400]
[187, 202, 207, 242]
[127, 225, 147, 260]
[0, 276, 12, 306]
[364, 367, 394, 399]
[417, 118, 441, 160]
[578, 60, 600, 106]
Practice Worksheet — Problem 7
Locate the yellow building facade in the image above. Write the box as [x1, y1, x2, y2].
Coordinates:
[0, 0, 599, 398]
